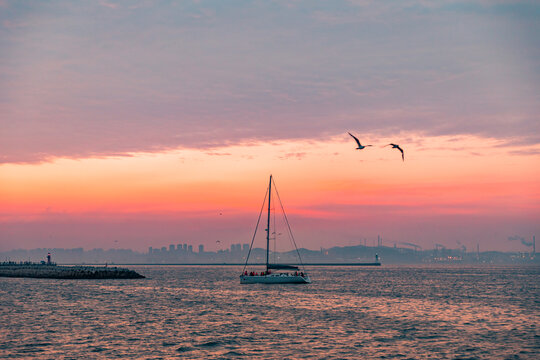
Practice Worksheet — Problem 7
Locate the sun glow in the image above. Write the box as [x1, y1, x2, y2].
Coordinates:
[2, 133, 538, 219]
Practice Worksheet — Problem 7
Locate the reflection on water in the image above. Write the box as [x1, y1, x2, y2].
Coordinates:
[1, 265, 539, 359]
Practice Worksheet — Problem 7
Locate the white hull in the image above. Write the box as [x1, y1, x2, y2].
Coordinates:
[240, 274, 311, 284]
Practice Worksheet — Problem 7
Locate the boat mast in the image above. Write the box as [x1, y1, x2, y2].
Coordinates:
[266, 174, 272, 271]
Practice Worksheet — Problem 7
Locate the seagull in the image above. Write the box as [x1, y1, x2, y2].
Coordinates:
[348, 132, 372, 150]
[386, 143, 404, 161]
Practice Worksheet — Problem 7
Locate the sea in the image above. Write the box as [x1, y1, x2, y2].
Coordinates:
[1, 265, 538, 359]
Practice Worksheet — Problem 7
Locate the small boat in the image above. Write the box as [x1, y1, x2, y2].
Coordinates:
[240, 175, 311, 284]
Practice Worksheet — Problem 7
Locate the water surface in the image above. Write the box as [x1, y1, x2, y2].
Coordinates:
[1, 265, 538, 359]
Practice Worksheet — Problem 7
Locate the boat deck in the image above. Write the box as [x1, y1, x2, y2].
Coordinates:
[240, 273, 311, 284]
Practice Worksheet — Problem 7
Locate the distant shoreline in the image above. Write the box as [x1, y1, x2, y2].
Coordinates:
[54, 262, 382, 266]
[3, 245, 536, 265]
[54, 262, 540, 267]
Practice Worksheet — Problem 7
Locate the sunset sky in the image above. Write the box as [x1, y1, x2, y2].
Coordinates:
[1, 0, 539, 252]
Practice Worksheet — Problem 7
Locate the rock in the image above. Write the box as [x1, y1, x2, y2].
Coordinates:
[0, 264, 145, 279]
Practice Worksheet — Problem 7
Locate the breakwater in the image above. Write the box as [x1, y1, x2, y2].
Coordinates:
[0, 264, 145, 279]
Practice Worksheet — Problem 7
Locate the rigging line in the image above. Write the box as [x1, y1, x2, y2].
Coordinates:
[273, 203, 277, 263]
[280, 202, 296, 264]
[242, 185, 269, 274]
[272, 177, 307, 273]
[271, 179, 295, 252]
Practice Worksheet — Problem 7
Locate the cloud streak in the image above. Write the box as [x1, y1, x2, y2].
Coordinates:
[1, 0, 539, 163]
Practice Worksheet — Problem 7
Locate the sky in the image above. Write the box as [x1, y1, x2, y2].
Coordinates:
[1, 0, 539, 252]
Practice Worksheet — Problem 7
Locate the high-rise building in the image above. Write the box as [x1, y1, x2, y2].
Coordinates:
[242, 244, 249, 252]
[169, 244, 175, 252]
[148, 247, 153, 254]
[188, 245, 193, 253]
[199, 244, 204, 253]
[177, 244, 182, 251]
[183, 244, 188, 251]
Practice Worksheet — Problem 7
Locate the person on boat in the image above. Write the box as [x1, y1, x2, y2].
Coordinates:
[244, 271, 248, 276]
[300, 272, 304, 277]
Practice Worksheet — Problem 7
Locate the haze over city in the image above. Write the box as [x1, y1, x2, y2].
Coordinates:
[1, 0, 539, 253]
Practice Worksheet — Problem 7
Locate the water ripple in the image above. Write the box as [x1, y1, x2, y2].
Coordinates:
[1, 265, 538, 359]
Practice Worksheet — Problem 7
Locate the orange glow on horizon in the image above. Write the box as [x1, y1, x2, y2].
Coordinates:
[1, 134, 539, 221]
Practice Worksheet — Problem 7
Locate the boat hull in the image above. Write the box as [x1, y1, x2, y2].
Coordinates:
[240, 274, 311, 284]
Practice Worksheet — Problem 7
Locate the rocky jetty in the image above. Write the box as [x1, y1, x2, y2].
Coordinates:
[0, 263, 145, 279]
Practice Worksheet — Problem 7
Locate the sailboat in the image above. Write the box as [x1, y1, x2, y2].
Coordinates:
[240, 175, 311, 284]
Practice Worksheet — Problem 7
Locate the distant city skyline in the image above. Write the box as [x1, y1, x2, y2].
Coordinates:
[1, 1, 539, 252]
[1, 241, 536, 265]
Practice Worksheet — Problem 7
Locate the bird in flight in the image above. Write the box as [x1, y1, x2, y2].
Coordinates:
[348, 132, 372, 150]
[386, 143, 404, 161]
